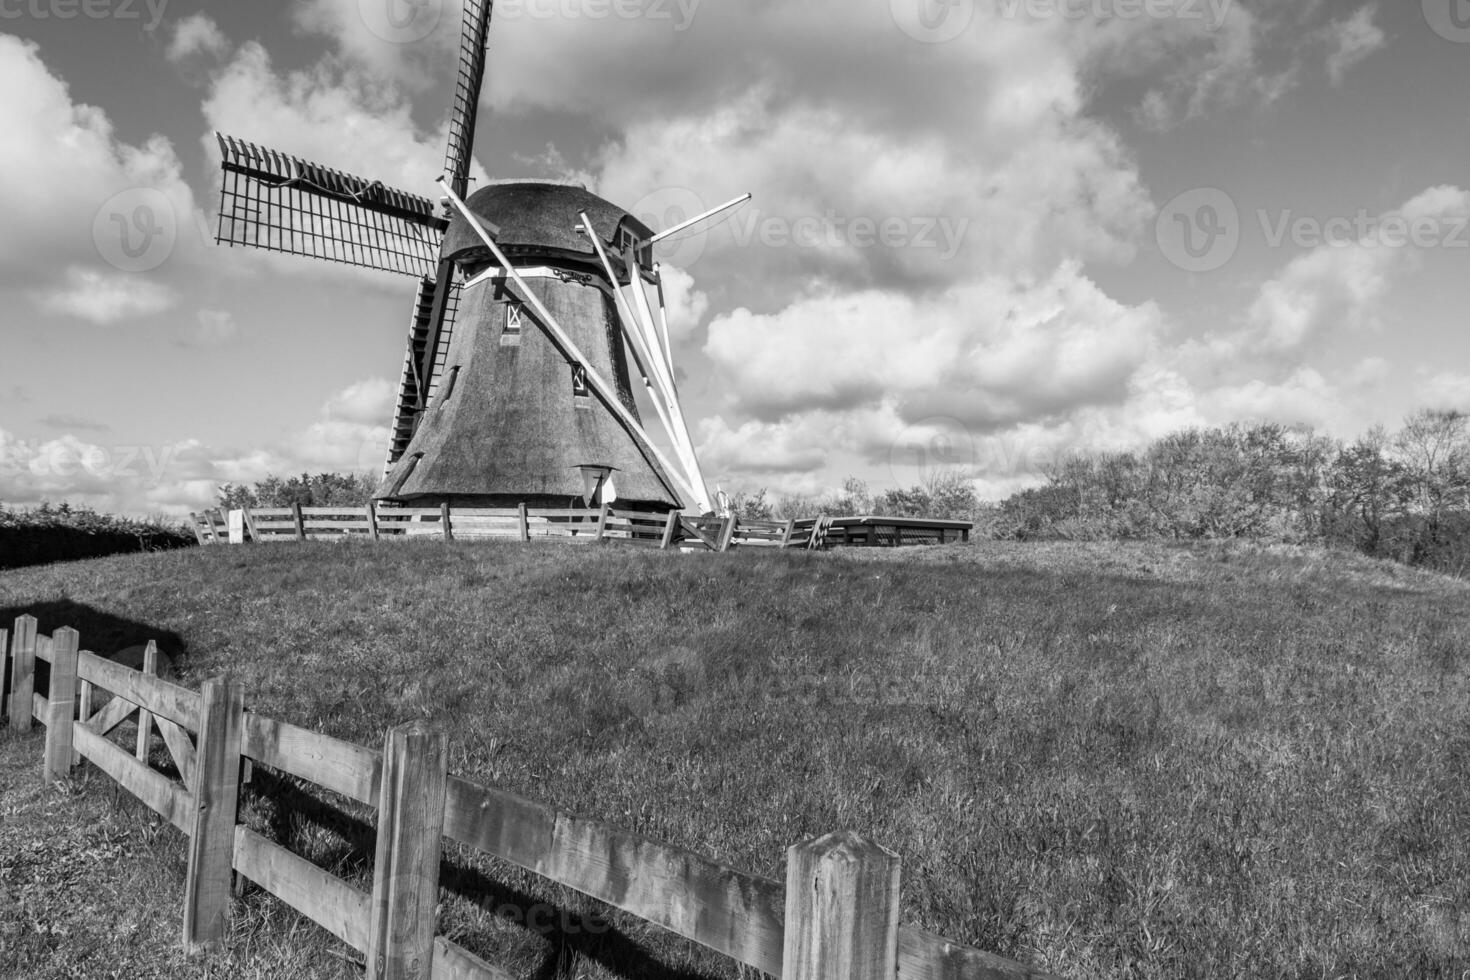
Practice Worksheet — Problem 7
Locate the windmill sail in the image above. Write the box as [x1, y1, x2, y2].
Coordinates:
[215, 133, 445, 278]
[388, 0, 495, 452]
[387, 275, 463, 470]
[444, 0, 492, 197]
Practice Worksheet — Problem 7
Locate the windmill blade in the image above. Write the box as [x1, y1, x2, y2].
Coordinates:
[386, 274, 463, 471]
[215, 132, 446, 279]
[443, 0, 493, 196]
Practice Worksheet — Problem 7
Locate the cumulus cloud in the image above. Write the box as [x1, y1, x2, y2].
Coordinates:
[0, 36, 196, 299]
[1240, 186, 1470, 354]
[0, 379, 396, 517]
[167, 13, 229, 65]
[704, 263, 1164, 428]
[31, 266, 178, 324]
[292, 0, 466, 89]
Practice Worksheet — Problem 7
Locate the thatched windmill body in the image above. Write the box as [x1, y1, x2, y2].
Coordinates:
[214, 0, 730, 513]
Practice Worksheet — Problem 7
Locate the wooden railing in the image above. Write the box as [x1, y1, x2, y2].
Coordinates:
[3, 616, 1058, 980]
[189, 504, 846, 553]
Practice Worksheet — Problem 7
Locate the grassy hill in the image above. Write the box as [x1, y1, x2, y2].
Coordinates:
[2, 540, 1468, 979]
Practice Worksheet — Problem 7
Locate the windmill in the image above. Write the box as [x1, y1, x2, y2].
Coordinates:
[213, 1, 744, 514]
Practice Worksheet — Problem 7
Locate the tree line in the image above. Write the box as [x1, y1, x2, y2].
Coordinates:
[213, 410, 1469, 576]
[731, 410, 1469, 576]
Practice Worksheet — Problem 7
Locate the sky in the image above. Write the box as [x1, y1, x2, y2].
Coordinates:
[0, 0, 1467, 517]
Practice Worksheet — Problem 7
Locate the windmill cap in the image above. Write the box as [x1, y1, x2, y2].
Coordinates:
[441, 180, 655, 270]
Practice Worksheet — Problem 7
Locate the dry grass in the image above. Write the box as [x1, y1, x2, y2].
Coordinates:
[1, 538, 1468, 979]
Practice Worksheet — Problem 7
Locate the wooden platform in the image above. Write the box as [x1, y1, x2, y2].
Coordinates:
[820, 516, 971, 547]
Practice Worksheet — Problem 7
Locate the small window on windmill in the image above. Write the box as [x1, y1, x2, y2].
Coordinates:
[501, 302, 523, 346]
[571, 363, 591, 405]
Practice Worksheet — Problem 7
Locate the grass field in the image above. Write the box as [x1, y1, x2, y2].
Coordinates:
[2, 539, 1468, 979]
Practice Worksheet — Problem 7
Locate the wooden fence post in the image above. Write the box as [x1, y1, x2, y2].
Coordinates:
[441, 502, 454, 543]
[42, 628, 79, 785]
[0, 628, 8, 724]
[366, 500, 381, 542]
[660, 510, 679, 550]
[595, 503, 612, 542]
[368, 722, 448, 980]
[718, 516, 737, 553]
[242, 507, 262, 544]
[517, 503, 529, 542]
[182, 676, 245, 953]
[135, 641, 158, 762]
[9, 616, 37, 734]
[781, 830, 901, 980]
[292, 502, 306, 542]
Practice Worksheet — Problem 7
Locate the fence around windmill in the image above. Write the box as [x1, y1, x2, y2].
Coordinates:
[3, 616, 1055, 980]
[188, 504, 971, 551]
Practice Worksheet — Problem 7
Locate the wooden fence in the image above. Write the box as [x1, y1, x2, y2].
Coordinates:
[2, 616, 1057, 980]
[191, 504, 835, 553]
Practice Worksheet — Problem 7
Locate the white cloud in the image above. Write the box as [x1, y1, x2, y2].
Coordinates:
[704, 262, 1164, 429]
[31, 266, 178, 324]
[1240, 185, 1470, 354]
[1323, 5, 1385, 86]
[0, 36, 195, 295]
[292, 0, 465, 89]
[1200, 367, 1347, 431]
[656, 265, 709, 341]
[167, 13, 229, 64]
[1419, 372, 1470, 412]
[0, 379, 396, 517]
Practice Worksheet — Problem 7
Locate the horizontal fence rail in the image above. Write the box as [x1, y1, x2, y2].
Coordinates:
[190, 504, 971, 552]
[4, 615, 1055, 980]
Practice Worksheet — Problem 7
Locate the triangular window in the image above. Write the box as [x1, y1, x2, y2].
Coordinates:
[501, 303, 523, 346]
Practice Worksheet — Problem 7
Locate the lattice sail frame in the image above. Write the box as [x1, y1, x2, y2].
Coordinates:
[215, 133, 446, 279]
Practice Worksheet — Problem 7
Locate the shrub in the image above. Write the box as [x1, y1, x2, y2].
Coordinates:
[0, 502, 195, 570]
